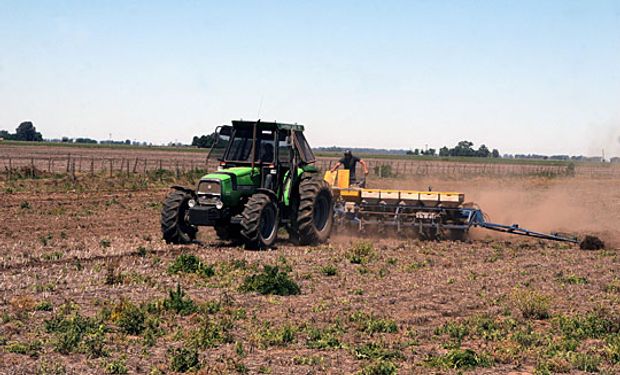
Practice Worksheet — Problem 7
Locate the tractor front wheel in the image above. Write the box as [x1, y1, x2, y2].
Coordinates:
[161, 190, 198, 244]
[240, 193, 278, 250]
[295, 178, 334, 245]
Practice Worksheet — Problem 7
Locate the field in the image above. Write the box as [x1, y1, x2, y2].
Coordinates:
[1, 145, 620, 374]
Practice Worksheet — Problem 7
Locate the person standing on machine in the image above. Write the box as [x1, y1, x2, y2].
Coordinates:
[330, 150, 369, 187]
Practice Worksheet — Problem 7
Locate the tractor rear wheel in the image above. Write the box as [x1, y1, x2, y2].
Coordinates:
[240, 193, 278, 250]
[294, 178, 334, 245]
[161, 190, 198, 244]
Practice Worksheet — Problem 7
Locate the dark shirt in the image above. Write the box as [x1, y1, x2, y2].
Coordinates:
[339, 155, 360, 180]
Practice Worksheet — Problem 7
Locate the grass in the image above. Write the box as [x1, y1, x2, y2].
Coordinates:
[425, 348, 492, 369]
[511, 289, 551, 320]
[168, 254, 215, 277]
[350, 311, 398, 335]
[239, 265, 301, 296]
[168, 347, 201, 373]
[163, 284, 197, 315]
[347, 241, 376, 265]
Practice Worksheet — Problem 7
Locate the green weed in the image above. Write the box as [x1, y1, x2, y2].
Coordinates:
[239, 265, 300, 296]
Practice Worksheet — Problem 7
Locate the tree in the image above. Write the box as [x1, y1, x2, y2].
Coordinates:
[452, 141, 475, 157]
[0, 130, 15, 140]
[192, 134, 216, 148]
[439, 146, 450, 157]
[476, 144, 490, 158]
[491, 149, 500, 158]
[15, 121, 43, 141]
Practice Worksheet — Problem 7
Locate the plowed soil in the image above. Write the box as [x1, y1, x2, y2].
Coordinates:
[0, 175, 618, 374]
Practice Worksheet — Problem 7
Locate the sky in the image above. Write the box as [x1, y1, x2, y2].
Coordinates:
[0, 0, 619, 157]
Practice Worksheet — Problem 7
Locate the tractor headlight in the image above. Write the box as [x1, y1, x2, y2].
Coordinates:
[215, 200, 224, 210]
[188, 199, 196, 208]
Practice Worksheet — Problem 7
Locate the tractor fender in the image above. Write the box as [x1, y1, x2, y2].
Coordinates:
[255, 188, 278, 203]
[170, 185, 196, 198]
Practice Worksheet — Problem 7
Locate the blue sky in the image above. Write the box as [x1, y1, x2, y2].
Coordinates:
[1, 0, 619, 156]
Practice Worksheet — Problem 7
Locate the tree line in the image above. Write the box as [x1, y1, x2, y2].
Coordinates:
[407, 141, 500, 158]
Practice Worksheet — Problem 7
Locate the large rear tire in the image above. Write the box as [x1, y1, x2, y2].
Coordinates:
[161, 190, 197, 244]
[240, 193, 278, 250]
[294, 178, 334, 245]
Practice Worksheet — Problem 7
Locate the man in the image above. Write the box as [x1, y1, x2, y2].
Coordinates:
[330, 150, 369, 186]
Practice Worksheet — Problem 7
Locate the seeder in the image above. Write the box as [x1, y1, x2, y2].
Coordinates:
[324, 170, 582, 244]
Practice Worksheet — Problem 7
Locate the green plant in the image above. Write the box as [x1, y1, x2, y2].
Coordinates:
[352, 341, 404, 361]
[306, 325, 342, 349]
[555, 272, 588, 285]
[347, 242, 376, 264]
[163, 284, 197, 315]
[187, 317, 234, 349]
[168, 254, 215, 277]
[45, 309, 103, 354]
[83, 325, 107, 358]
[239, 265, 300, 296]
[425, 348, 491, 369]
[35, 300, 53, 311]
[257, 322, 297, 347]
[168, 347, 201, 373]
[606, 334, 620, 363]
[435, 321, 469, 344]
[6, 339, 42, 357]
[320, 264, 338, 276]
[511, 289, 551, 320]
[114, 301, 145, 335]
[100, 239, 111, 248]
[105, 357, 128, 374]
[359, 360, 398, 375]
[20, 201, 31, 209]
[350, 311, 398, 335]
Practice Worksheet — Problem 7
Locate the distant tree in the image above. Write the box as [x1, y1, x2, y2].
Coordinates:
[422, 148, 436, 156]
[439, 146, 450, 157]
[75, 137, 98, 144]
[406, 149, 414, 155]
[491, 149, 500, 158]
[192, 133, 216, 148]
[15, 121, 43, 141]
[61, 137, 71, 143]
[0, 130, 15, 140]
[452, 141, 475, 157]
[476, 144, 490, 158]
[125, 139, 131, 145]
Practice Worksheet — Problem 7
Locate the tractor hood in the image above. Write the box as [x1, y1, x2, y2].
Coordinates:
[197, 167, 260, 206]
[200, 167, 259, 186]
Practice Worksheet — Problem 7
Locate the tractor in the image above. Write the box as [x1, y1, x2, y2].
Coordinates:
[161, 120, 334, 249]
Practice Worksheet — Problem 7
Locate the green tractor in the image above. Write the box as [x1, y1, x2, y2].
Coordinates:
[161, 120, 334, 249]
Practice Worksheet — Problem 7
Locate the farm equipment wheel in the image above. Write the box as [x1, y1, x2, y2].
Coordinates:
[293, 177, 334, 245]
[161, 190, 198, 244]
[240, 193, 278, 250]
[215, 224, 243, 242]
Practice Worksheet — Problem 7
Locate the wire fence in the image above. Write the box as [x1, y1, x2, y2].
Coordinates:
[2, 153, 619, 180]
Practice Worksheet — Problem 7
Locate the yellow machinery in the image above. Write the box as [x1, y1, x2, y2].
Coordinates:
[323, 170, 581, 243]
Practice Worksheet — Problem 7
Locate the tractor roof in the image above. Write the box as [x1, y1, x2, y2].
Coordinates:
[231, 120, 305, 132]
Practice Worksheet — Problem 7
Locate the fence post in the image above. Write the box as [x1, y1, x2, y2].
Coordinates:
[66, 154, 71, 173]
[8, 157, 12, 180]
[109, 159, 113, 178]
[31, 158, 35, 178]
[48, 157, 52, 173]
[90, 157, 94, 175]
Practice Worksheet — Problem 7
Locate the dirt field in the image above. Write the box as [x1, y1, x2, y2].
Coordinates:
[1, 173, 619, 374]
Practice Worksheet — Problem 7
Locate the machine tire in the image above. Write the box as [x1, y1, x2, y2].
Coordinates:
[161, 190, 197, 244]
[240, 193, 278, 250]
[215, 224, 242, 242]
[295, 177, 334, 245]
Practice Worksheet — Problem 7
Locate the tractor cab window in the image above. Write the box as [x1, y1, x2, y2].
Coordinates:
[278, 133, 292, 164]
[224, 128, 276, 163]
[294, 131, 315, 164]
